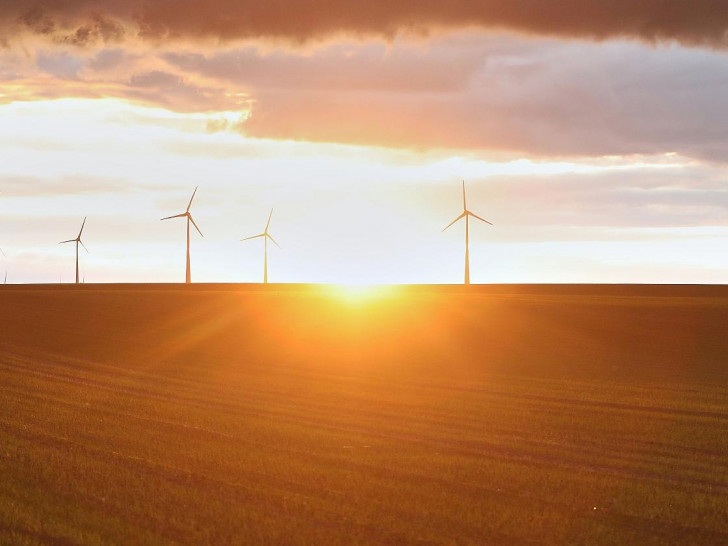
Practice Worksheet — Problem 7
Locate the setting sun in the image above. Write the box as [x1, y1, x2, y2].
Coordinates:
[321, 283, 400, 305]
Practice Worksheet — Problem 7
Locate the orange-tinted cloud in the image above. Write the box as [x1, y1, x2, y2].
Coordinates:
[6, 35, 728, 160]
[1, 1, 728, 47]
[163, 38, 728, 161]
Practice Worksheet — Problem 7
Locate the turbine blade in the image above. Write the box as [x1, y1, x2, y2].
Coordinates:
[0, 248, 5, 258]
[442, 211, 466, 232]
[80, 240, 89, 253]
[160, 213, 186, 221]
[189, 215, 204, 237]
[267, 234, 281, 248]
[78, 216, 87, 238]
[265, 208, 273, 232]
[186, 186, 198, 212]
[468, 211, 493, 225]
[241, 233, 265, 241]
[59, 239, 75, 244]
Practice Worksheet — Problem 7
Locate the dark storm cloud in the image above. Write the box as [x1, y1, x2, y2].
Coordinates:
[1, 1, 728, 47]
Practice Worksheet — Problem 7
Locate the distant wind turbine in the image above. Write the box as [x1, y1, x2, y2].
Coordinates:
[443, 181, 492, 285]
[59, 217, 88, 285]
[161, 186, 203, 284]
[241, 209, 280, 284]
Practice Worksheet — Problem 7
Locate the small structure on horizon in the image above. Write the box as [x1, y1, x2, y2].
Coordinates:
[443, 181, 492, 285]
[241, 209, 280, 284]
[161, 186, 204, 284]
[59, 217, 88, 285]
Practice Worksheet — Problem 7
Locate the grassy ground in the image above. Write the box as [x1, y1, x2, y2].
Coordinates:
[1, 284, 727, 544]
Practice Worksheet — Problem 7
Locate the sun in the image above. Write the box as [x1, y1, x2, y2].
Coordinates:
[320, 283, 398, 306]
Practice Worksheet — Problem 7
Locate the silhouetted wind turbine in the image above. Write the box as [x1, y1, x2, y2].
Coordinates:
[443, 181, 492, 285]
[161, 186, 203, 284]
[241, 209, 280, 284]
[59, 217, 88, 285]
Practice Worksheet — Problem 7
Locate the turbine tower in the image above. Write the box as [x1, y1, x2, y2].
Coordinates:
[241, 209, 280, 284]
[59, 217, 88, 284]
[161, 186, 204, 284]
[443, 181, 492, 285]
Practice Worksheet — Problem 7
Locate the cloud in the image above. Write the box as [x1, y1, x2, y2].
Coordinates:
[36, 51, 85, 79]
[0, 174, 133, 196]
[6, 34, 728, 161]
[475, 165, 728, 230]
[0, 1, 727, 48]
[0, 45, 243, 112]
[165, 36, 728, 161]
[86, 47, 133, 71]
[125, 69, 245, 112]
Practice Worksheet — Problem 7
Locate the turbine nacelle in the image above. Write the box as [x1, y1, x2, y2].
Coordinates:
[443, 181, 493, 232]
[59, 216, 89, 252]
[241, 209, 280, 248]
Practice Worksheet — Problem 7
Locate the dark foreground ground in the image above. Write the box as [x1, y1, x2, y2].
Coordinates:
[1, 283, 727, 545]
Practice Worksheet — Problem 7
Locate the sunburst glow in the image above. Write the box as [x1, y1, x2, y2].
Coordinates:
[322, 284, 399, 305]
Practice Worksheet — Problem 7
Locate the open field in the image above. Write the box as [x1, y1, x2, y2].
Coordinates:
[1, 284, 728, 545]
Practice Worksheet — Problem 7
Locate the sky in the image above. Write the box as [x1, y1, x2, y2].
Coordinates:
[1, 1, 728, 284]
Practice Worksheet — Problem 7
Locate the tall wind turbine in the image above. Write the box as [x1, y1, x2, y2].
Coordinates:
[241, 209, 280, 284]
[443, 181, 492, 285]
[161, 186, 203, 284]
[59, 217, 88, 284]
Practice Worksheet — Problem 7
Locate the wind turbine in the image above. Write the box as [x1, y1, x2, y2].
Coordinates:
[443, 181, 492, 285]
[59, 217, 88, 285]
[241, 209, 280, 284]
[161, 186, 203, 284]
